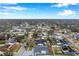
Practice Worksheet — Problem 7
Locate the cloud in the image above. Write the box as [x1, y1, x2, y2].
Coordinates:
[0, 6, 28, 11]
[51, 3, 78, 7]
[5, 3, 17, 4]
[0, 3, 36, 11]
[58, 10, 75, 16]
[0, 3, 17, 5]
[0, 12, 11, 15]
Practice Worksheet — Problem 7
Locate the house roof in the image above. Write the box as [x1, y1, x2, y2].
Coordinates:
[9, 43, 21, 52]
[7, 38, 16, 43]
[33, 45, 48, 55]
[0, 45, 10, 52]
[35, 39, 46, 44]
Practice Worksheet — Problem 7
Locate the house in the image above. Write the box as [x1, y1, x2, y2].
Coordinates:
[33, 45, 48, 56]
[73, 33, 79, 39]
[59, 39, 69, 46]
[35, 39, 46, 45]
[53, 33, 63, 40]
[10, 28, 26, 36]
[8, 42, 25, 56]
[61, 46, 76, 55]
[6, 38, 16, 45]
[37, 33, 43, 37]
[56, 39, 62, 45]
[22, 50, 33, 56]
[0, 45, 10, 56]
[0, 51, 4, 56]
[0, 42, 26, 56]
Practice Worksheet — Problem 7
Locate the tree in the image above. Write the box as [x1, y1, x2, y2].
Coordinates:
[15, 36, 24, 42]
[32, 32, 38, 39]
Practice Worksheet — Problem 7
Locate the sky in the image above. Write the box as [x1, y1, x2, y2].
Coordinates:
[0, 3, 79, 19]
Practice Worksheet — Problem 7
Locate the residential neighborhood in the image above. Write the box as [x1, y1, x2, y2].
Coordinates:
[0, 20, 79, 56]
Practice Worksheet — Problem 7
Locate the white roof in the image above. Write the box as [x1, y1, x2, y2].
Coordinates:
[41, 50, 46, 54]
[0, 51, 4, 54]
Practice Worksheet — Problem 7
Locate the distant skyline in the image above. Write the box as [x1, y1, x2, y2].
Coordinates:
[0, 3, 79, 19]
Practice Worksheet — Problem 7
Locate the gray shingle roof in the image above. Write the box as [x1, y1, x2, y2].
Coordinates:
[33, 45, 48, 56]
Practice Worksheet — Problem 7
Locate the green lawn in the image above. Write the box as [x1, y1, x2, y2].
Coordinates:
[29, 46, 33, 51]
[0, 40, 5, 44]
[28, 43, 36, 51]
[54, 47, 63, 55]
